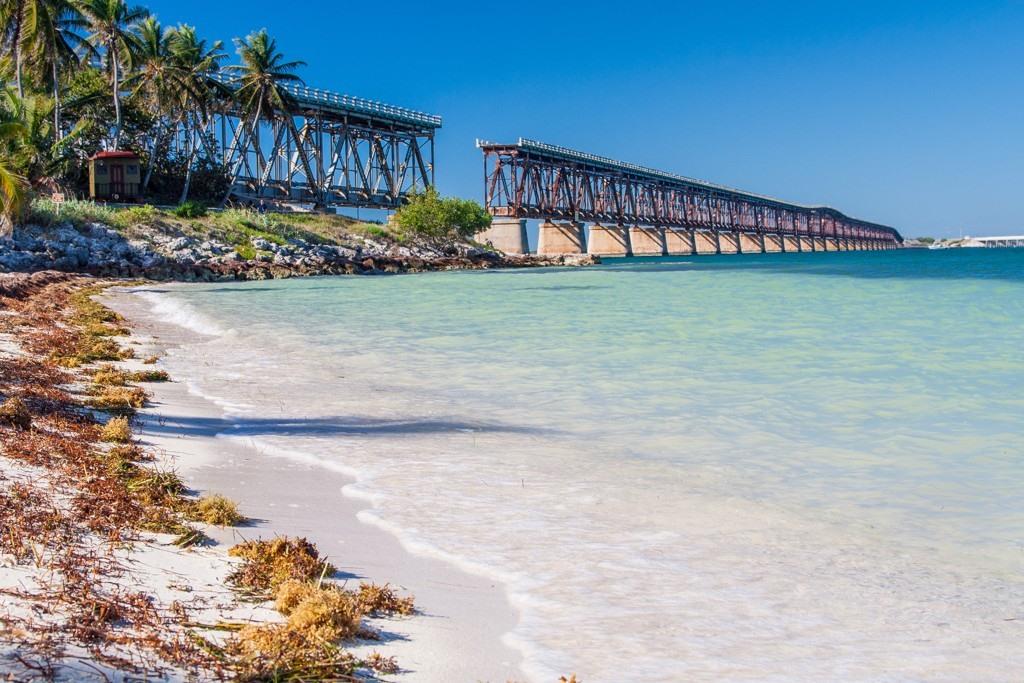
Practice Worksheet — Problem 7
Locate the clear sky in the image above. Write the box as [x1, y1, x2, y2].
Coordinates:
[140, 0, 1022, 237]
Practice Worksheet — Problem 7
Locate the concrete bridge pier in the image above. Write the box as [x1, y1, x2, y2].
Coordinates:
[739, 232, 763, 253]
[537, 221, 586, 255]
[588, 224, 631, 256]
[477, 217, 529, 254]
[694, 231, 719, 254]
[719, 232, 740, 254]
[825, 238, 840, 251]
[629, 226, 667, 256]
[783, 235, 801, 252]
[799, 235, 815, 251]
[665, 228, 695, 255]
[814, 237, 827, 251]
[764, 234, 784, 253]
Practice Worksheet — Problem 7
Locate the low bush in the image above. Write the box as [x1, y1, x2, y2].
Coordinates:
[173, 200, 207, 219]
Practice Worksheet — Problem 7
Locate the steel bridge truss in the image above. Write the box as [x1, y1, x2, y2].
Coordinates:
[191, 79, 441, 208]
[478, 139, 902, 244]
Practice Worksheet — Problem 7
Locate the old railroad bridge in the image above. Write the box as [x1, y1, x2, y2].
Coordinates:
[205, 74, 902, 255]
[476, 139, 902, 256]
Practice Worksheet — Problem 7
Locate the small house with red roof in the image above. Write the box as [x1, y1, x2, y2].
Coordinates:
[89, 151, 142, 201]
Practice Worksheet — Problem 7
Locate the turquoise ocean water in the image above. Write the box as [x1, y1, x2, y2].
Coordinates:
[130, 248, 1024, 682]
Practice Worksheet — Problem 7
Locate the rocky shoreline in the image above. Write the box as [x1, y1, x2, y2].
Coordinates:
[0, 221, 598, 281]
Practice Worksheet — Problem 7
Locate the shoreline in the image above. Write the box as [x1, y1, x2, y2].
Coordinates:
[103, 286, 528, 682]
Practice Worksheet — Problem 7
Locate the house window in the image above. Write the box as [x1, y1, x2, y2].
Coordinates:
[95, 164, 108, 176]
[127, 165, 138, 174]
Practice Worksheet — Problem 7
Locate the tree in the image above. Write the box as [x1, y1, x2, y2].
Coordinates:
[0, 88, 29, 238]
[0, 0, 27, 96]
[221, 29, 303, 200]
[22, 0, 93, 140]
[394, 188, 492, 249]
[167, 23, 225, 202]
[78, 0, 148, 149]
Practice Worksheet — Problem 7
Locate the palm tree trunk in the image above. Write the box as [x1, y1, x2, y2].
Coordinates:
[51, 58, 62, 141]
[142, 119, 167, 193]
[12, 0, 25, 98]
[179, 116, 200, 204]
[111, 49, 122, 149]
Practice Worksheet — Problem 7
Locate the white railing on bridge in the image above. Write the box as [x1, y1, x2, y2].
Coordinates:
[965, 235, 1024, 247]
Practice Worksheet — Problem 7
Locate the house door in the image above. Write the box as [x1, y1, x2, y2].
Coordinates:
[110, 164, 124, 197]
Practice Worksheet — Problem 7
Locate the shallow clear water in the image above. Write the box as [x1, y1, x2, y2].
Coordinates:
[131, 249, 1024, 681]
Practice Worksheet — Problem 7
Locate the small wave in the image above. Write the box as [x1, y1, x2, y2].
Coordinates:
[134, 290, 227, 337]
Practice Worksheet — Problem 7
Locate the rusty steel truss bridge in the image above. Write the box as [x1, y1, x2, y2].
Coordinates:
[476, 138, 902, 256]
[189, 75, 441, 208]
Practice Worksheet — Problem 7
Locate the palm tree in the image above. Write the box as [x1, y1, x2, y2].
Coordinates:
[124, 16, 173, 190]
[0, 88, 28, 238]
[78, 0, 147, 149]
[222, 29, 303, 200]
[168, 23, 224, 202]
[1, 0, 28, 96]
[22, 0, 93, 140]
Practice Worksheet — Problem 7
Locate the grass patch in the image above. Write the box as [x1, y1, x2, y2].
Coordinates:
[0, 397, 32, 430]
[99, 416, 132, 443]
[187, 494, 244, 527]
[172, 200, 207, 219]
[228, 537, 335, 596]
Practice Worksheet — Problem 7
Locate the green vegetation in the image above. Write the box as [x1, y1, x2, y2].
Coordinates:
[393, 187, 491, 248]
[0, 2, 490, 250]
[172, 199, 206, 218]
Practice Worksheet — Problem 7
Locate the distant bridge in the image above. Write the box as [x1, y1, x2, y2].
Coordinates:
[967, 235, 1024, 248]
[476, 139, 902, 256]
[195, 75, 440, 208]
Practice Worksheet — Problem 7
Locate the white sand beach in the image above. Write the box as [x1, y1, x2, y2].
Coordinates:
[103, 289, 526, 683]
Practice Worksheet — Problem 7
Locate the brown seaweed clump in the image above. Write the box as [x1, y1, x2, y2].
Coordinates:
[187, 494, 245, 526]
[228, 537, 336, 595]
[99, 416, 132, 443]
[0, 397, 32, 430]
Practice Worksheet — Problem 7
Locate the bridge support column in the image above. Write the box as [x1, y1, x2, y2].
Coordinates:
[694, 231, 718, 254]
[629, 227, 667, 256]
[738, 233, 762, 254]
[783, 235, 800, 252]
[719, 232, 740, 254]
[537, 221, 586, 255]
[588, 224, 631, 256]
[665, 229, 695, 255]
[477, 217, 529, 254]
[764, 234, 783, 253]
[798, 235, 814, 252]
[825, 238, 839, 251]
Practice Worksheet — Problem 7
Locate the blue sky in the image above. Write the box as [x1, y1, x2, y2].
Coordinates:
[141, 0, 1023, 237]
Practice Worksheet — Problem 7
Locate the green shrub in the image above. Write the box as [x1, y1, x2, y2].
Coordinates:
[173, 200, 208, 219]
[111, 204, 158, 229]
